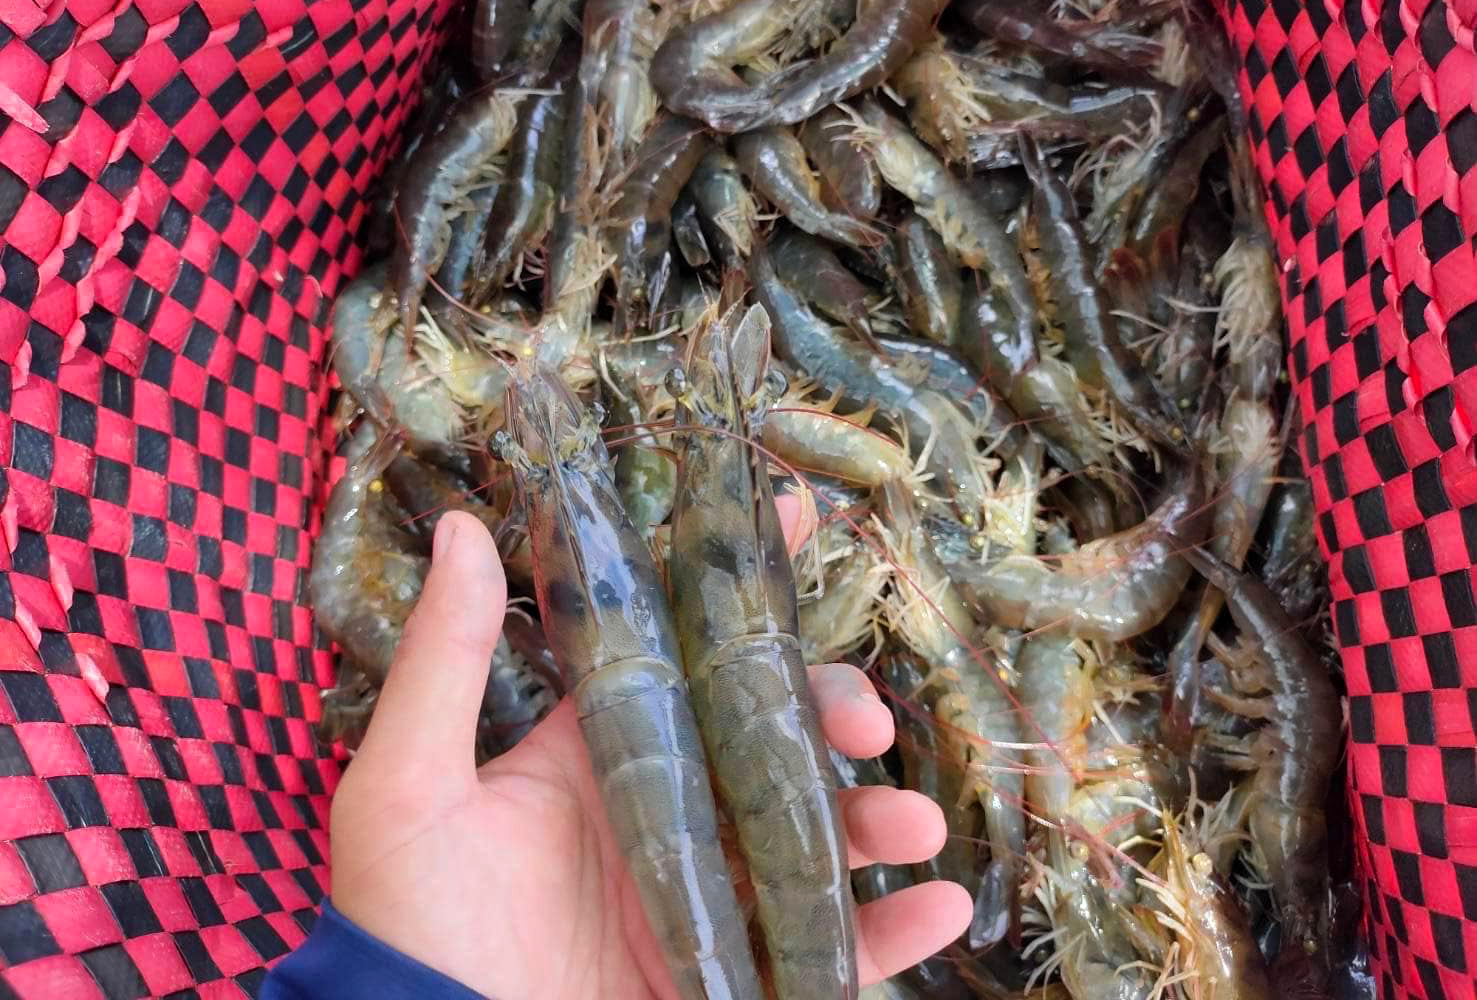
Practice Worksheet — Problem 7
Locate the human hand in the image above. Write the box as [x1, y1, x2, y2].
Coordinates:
[328, 498, 972, 999]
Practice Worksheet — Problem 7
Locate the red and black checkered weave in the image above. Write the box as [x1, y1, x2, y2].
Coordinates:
[3, 0, 1476, 996]
[0, 1, 455, 996]
[1219, 0, 1477, 996]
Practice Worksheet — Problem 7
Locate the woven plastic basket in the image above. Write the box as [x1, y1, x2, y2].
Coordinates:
[0, 2, 456, 996]
[1, 0, 1475, 997]
[1221, 1, 1477, 996]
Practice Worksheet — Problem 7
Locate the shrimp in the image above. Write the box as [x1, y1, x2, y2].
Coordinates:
[498, 366, 764, 999]
[380, 454, 537, 593]
[799, 546, 888, 664]
[735, 127, 881, 249]
[1013, 635, 1111, 944]
[1164, 395, 1279, 755]
[957, 80, 1163, 172]
[1020, 649, 1164, 995]
[763, 380, 916, 488]
[501, 611, 564, 695]
[317, 663, 378, 751]
[478, 635, 560, 762]
[1217, 134, 1284, 405]
[722, 0, 948, 131]
[1019, 133, 1182, 452]
[798, 106, 882, 220]
[689, 149, 759, 270]
[473, 61, 572, 302]
[382, 455, 505, 541]
[430, 179, 499, 310]
[329, 264, 471, 472]
[390, 92, 520, 337]
[601, 345, 678, 538]
[753, 242, 994, 518]
[881, 654, 985, 911]
[1031, 780, 1159, 1000]
[890, 37, 1014, 165]
[1260, 469, 1323, 625]
[1179, 546, 1339, 960]
[543, 58, 600, 311]
[505, 0, 580, 82]
[954, 0, 1156, 78]
[773, 0, 856, 64]
[1035, 866, 1156, 1000]
[769, 229, 879, 345]
[888, 212, 963, 347]
[579, 0, 662, 179]
[1085, 88, 1208, 254]
[870, 333, 1024, 453]
[472, 226, 608, 377]
[1143, 214, 1222, 408]
[935, 462, 1208, 641]
[855, 100, 1039, 372]
[649, 0, 792, 131]
[309, 427, 423, 687]
[880, 481, 1025, 949]
[1165, 171, 1284, 751]
[1125, 114, 1225, 266]
[839, 694, 976, 1000]
[1141, 804, 1273, 1000]
[611, 115, 712, 332]
[667, 303, 857, 999]
[960, 284, 1117, 476]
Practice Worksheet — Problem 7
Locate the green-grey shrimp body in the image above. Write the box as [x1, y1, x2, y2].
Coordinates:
[668, 305, 858, 999]
[501, 367, 763, 1000]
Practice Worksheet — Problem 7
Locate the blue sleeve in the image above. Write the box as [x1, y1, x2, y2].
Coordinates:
[260, 900, 488, 1000]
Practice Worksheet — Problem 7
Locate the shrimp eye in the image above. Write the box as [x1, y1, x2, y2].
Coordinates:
[591, 399, 608, 425]
[763, 368, 788, 401]
[665, 366, 690, 401]
[491, 429, 515, 461]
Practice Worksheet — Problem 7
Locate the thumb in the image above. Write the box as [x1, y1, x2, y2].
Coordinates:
[356, 510, 507, 775]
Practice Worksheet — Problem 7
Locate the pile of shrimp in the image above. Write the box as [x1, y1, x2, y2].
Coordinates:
[307, 0, 1367, 996]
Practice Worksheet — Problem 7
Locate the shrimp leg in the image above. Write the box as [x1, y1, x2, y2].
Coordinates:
[1018, 133, 1182, 452]
[1179, 545, 1339, 959]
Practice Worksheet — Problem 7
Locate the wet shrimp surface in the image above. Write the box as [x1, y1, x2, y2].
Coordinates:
[309, 1, 1353, 996]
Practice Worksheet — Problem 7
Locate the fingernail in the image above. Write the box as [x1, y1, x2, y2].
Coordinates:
[433, 514, 458, 562]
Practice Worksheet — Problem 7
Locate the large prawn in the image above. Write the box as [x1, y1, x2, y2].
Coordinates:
[667, 302, 857, 999]
[499, 366, 764, 1000]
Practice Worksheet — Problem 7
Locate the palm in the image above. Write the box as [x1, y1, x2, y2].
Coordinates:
[333, 699, 669, 999]
[468, 701, 671, 999]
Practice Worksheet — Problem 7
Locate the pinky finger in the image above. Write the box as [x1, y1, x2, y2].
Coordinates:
[856, 881, 973, 986]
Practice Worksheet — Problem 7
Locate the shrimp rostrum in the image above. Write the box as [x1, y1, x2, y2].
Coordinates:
[667, 302, 858, 999]
[498, 366, 764, 1000]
